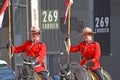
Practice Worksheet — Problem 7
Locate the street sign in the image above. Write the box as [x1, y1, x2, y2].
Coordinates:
[41, 10, 59, 30]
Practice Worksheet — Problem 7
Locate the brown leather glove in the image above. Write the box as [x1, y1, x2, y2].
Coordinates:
[65, 34, 70, 41]
[6, 40, 13, 50]
[85, 60, 94, 68]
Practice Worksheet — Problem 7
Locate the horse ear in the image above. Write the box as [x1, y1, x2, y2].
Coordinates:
[58, 64, 62, 69]
[67, 63, 70, 71]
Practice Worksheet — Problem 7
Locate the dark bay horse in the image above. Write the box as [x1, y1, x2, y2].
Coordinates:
[59, 62, 97, 80]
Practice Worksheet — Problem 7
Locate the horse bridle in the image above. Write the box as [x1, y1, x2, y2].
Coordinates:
[60, 71, 72, 77]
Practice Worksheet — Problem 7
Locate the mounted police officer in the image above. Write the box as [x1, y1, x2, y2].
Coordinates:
[67, 27, 104, 80]
[7, 26, 48, 80]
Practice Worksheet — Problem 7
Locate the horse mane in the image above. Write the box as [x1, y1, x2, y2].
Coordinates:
[69, 62, 91, 80]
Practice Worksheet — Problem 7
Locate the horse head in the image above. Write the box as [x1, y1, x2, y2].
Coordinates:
[59, 63, 76, 80]
[59, 62, 92, 80]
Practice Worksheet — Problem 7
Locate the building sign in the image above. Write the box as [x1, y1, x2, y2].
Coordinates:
[94, 0, 111, 56]
[94, 17, 110, 33]
[41, 10, 59, 30]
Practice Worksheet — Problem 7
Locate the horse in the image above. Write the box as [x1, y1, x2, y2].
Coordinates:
[17, 56, 53, 80]
[59, 62, 112, 80]
[59, 62, 100, 80]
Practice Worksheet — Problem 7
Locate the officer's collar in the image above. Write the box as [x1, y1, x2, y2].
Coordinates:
[85, 40, 94, 44]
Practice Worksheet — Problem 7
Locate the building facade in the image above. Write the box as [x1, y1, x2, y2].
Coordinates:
[0, 0, 120, 79]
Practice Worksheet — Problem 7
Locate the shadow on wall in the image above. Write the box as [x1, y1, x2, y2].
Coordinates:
[60, 17, 84, 33]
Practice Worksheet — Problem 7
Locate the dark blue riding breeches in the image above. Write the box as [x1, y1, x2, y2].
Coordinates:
[38, 71, 48, 80]
[93, 68, 104, 80]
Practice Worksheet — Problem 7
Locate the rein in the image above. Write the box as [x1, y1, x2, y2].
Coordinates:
[60, 71, 72, 77]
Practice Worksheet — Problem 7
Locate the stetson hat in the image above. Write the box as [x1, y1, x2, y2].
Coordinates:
[79, 27, 96, 36]
[30, 26, 40, 34]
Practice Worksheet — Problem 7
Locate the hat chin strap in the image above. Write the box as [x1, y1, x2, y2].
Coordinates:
[32, 37, 40, 42]
[85, 39, 93, 43]
[84, 36, 93, 43]
[32, 39, 40, 43]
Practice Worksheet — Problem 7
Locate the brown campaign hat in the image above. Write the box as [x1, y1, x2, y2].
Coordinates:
[79, 27, 96, 36]
[30, 26, 40, 34]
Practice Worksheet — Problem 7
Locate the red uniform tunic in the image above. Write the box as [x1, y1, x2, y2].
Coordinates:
[13, 40, 46, 72]
[70, 41, 101, 71]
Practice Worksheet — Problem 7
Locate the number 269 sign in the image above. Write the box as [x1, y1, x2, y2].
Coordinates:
[94, 17, 110, 33]
[41, 10, 59, 30]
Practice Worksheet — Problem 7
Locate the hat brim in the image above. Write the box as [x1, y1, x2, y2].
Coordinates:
[29, 31, 40, 34]
[79, 32, 96, 36]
